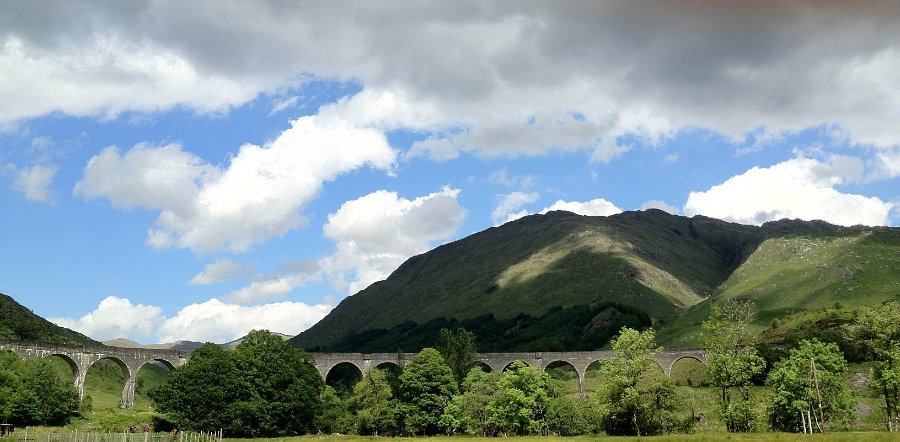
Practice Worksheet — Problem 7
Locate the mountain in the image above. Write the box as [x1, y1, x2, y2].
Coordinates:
[0, 293, 100, 346]
[292, 210, 898, 352]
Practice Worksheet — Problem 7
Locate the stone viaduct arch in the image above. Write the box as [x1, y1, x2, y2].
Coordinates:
[310, 349, 706, 398]
[0, 340, 189, 409]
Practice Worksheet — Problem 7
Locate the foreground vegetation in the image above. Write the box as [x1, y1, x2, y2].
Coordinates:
[4, 301, 900, 439]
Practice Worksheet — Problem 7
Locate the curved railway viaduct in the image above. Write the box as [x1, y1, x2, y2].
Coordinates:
[312, 349, 706, 397]
[1, 340, 705, 404]
[0, 340, 189, 409]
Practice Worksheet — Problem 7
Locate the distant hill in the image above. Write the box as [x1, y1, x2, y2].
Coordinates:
[103, 333, 291, 351]
[221, 331, 292, 349]
[292, 210, 898, 352]
[0, 293, 101, 346]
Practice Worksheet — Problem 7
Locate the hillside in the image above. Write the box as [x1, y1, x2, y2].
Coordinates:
[288, 211, 767, 350]
[659, 224, 900, 346]
[0, 293, 100, 345]
[293, 210, 897, 352]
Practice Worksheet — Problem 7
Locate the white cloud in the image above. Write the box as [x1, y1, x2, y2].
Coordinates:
[684, 157, 893, 226]
[51, 296, 331, 344]
[77, 114, 397, 253]
[640, 200, 680, 215]
[492, 191, 540, 225]
[269, 95, 301, 116]
[489, 168, 536, 189]
[189, 259, 254, 285]
[321, 187, 466, 295]
[2, 3, 896, 158]
[225, 261, 321, 305]
[158, 298, 331, 344]
[50, 296, 164, 342]
[11, 163, 57, 202]
[540, 198, 623, 217]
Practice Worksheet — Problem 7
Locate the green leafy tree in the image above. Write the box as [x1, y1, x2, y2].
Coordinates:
[0, 351, 23, 423]
[596, 327, 682, 436]
[398, 347, 458, 435]
[546, 394, 599, 436]
[347, 368, 398, 435]
[436, 328, 477, 387]
[849, 302, 900, 431]
[13, 358, 78, 425]
[768, 339, 854, 432]
[231, 330, 324, 436]
[487, 361, 552, 436]
[702, 300, 766, 432]
[440, 367, 500, 436]
[152, 331, 323, 437]
[315, 386, 350, 434]
[151, 343, 244, 434]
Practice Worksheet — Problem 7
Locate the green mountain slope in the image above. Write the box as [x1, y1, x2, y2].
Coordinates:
[0, 293, 100, 345]
[294, 210, 795, 352]
[659, 225, 900, 346]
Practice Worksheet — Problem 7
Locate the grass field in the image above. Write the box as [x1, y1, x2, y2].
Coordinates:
[221, 433, 900, 442]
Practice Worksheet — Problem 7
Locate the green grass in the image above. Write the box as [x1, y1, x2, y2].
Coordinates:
[220, 432, 900, 441]
[659, 229, 899, 347]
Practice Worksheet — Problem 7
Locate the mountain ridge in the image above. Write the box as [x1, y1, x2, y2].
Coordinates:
[293, 209, 897, 352]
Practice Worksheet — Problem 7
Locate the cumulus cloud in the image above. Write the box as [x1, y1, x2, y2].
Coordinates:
[321, 187, 466, 295]
[11, 163, 57, 202]
[2, 2, 896, 157]
[684, 157, 894, 226]
[225, 261, 321, 305]
[492, 191, 540, 225]
[640, 200, 680, 215]
[540, 198, 623, 217]
[189, 259, 254, 285]
[157, 298, 331, 343]
[50, 296, 164, 341]
[76, 114, 397, 253]
[51, 296, 331, 344]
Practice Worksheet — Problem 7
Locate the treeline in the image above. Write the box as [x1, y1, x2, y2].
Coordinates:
[302, 302, 651, 352]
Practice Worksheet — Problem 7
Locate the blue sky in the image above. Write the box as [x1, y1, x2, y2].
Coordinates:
[1, 2, 897, 344]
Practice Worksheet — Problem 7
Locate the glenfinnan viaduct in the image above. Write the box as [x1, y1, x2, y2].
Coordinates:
[1, 340, 705, 405]
[0, 340, 189, 409]
[311, 350, 707, 398]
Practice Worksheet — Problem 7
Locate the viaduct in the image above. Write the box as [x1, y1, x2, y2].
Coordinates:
[1, 340, 706, 406]
[313, 350, 706, 398]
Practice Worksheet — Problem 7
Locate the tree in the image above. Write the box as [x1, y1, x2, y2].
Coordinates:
[316, 386, 350, 434]
[767, 339, 854, 432]
[398, 347, 458, 435]
[151, 343, 244, 434]
[702, 300, 766, 432]
[436, 328, 477, 388]
[596, 327, 683, 436]
[347, 368, 398, 435]
[849, 302, 900, 431]
[152, 331, 324, 437]
[546, 395, 599, 436]
[232, 330, 324, 436]
[19, 359, 79, 425]
[440, 367, 499, 436]
[0, 355, 79, 426]
[487, 361, 552, 436]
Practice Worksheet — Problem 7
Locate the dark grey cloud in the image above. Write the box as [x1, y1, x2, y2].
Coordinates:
[2, 1, 897, 149]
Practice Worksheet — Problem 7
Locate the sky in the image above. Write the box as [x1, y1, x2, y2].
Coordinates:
[1, 1, 897, 344]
